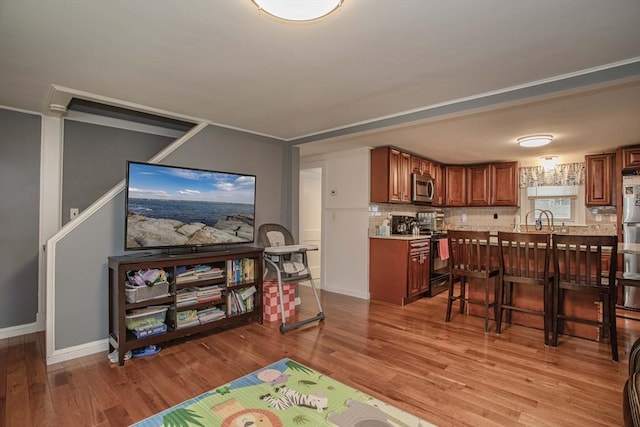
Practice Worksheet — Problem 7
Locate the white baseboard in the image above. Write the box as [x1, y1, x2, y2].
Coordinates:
[46, 338, 109, 365]
[322, 285, 370, 300]
[0, 319, 45, 339]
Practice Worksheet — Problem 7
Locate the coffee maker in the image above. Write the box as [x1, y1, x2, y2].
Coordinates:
[391, 215, 415, 235]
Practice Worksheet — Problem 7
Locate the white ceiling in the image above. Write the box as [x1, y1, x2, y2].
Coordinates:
[1, 0, 639, 165]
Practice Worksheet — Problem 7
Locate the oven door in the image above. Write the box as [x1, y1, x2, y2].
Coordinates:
[429, 236, 450, 296]
[412, 174, 434, 203]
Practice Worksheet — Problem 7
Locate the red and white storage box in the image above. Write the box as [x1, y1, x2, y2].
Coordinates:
[262, 280, 296, 322]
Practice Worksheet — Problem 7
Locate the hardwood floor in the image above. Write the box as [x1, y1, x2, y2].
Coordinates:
[2, 286, 637, 426]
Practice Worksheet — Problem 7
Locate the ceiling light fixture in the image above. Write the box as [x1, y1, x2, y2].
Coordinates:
[251, 0, 343, 21]
[517, 134, 553, 148]
[540, 156, 559, 171]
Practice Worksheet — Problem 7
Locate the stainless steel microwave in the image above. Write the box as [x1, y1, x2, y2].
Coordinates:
[412, 174, 434, 203]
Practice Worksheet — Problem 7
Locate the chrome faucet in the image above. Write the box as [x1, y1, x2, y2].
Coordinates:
[524, 209, 554, 232]
[538, 209, 554, 232]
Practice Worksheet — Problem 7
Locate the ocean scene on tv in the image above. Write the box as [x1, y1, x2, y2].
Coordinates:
[126, 162, 256, 249]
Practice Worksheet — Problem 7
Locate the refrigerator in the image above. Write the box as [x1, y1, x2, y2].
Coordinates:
[622, 172, 640, 308]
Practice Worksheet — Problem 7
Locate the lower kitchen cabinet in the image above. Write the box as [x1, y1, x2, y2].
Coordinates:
[369, 237, 430, 305]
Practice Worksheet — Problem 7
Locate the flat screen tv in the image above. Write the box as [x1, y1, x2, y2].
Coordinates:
[125, 161, 256, 251]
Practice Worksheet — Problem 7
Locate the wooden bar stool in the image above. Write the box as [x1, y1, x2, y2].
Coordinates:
[617, 271, 640, 318]
[552, 234, 619, 361]
[497, 232, 553, 345]
[445, 230, 499, 332]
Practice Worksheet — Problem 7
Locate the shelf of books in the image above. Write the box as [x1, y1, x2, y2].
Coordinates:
[108, 247, 263, 365]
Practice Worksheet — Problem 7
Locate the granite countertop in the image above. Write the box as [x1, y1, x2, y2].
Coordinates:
[370, 234, 433, 241]
[369, 234, 640, 254]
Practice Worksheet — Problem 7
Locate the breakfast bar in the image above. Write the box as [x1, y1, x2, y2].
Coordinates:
[370, 233, 637, 342]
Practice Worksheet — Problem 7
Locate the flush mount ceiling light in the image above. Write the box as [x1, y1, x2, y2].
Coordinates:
[251, 0, 343, 21]
[517, 134, 553, 148]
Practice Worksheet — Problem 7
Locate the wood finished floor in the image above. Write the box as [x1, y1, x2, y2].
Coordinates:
[2, 286, 638, 427]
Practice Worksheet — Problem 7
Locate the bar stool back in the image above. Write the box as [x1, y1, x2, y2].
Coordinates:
[497, 232, 553, 345]
[552, 234, 618, 361]
[445, 230, 499, 332]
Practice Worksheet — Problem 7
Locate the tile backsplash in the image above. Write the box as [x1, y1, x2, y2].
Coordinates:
[369, 203, 617, 236]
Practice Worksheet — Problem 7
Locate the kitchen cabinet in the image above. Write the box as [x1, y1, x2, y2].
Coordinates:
[407, 239, 431, 297]
[431, 163, 445, 206]
[491, 162, 519, 206]
[369, 237, 430, 305]
[371, 146, 411, 203]
[585, 153, 615, 206]
[621, 145, 640, 169]
[456, 162, 519, 207]
[467, 165, 491, 206]
[411, 156, 432, 176]
[445, 166, 467, 206]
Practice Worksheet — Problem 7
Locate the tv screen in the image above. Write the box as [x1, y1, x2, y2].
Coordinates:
[125, 161, 256, 251]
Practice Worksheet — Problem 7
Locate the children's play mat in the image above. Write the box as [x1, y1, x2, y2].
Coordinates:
[131, 358, 435, 427]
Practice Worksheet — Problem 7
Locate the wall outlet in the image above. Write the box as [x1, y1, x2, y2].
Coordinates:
[70, 208, 79, 220]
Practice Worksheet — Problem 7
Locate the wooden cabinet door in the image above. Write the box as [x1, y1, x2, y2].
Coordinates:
[408, 251, 430, 296]
[467, 165, 490, 206]
[432, 163, 444, 206]
[407, 254, 422, 297]
[370, 147, 412, 204]
[389, 148, 403, 202]
[445, 166, 466, 206]
[586, 153, 614, 206]
[411, 156, 431, 175]
[399, 151, 411, 202]
[622, 146, 640, 169]
[491, 162, 519, 206]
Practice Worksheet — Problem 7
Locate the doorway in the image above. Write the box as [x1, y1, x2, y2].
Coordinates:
[299, 166, 323, 285]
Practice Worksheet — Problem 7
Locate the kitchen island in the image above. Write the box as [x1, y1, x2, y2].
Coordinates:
[370, 232, 633, 342]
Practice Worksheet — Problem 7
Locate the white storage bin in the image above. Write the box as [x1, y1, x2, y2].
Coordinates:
[125, 306, 168, 330]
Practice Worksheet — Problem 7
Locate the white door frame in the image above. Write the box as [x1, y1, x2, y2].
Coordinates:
[299, 160, 327, 289]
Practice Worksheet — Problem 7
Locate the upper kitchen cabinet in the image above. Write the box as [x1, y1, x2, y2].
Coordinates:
[621, 145, 640, 169]
[466, 165, 490, 206]
[466, 162, 518, 207]
[411, 156, 432, 176]
[371, 146, 411, 203]
[431, 163, 445, 206]
[585, 153, 615, 206]
[491, 162, 519, 206]
[445, 166, 466, 206]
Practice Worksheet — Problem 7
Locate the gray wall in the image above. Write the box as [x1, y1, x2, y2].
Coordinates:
[54, 124, 290, 349]
[0, 109, 41, 328]
[62, 120, 176, 225]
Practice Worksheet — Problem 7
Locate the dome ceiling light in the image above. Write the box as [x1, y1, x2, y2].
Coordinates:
[517, 135, 554, 148]
[251, 0, 343, 21]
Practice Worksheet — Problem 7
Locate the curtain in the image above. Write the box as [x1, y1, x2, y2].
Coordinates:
[519, 162, 585, 188]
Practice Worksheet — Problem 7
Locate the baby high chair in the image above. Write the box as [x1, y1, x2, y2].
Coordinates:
[258, 223, 325, 332]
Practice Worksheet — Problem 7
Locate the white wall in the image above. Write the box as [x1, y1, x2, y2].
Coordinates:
[301, 147, 370, 299]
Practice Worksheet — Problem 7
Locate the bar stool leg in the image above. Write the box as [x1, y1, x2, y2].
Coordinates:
[607, 294, 619, 361]
[460, 277, 466, 314]
[446, 275, 455, 323]
[484, 277, 490, 332]
[496, 275, 504, 334]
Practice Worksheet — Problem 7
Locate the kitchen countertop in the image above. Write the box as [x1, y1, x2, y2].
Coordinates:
[369, 234, 445, 241]
[369, 234, 640, 254]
